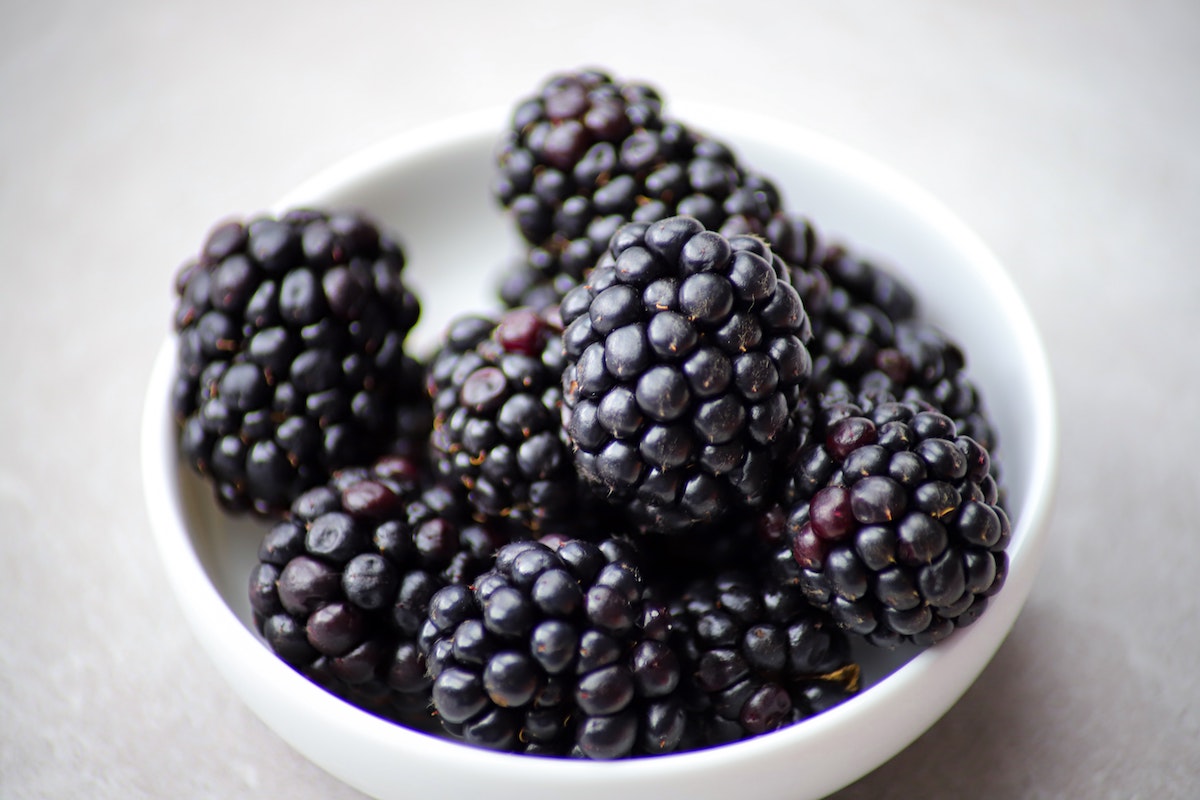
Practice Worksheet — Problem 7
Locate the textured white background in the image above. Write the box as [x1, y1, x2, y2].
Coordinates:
[3, 1, 1199, 797]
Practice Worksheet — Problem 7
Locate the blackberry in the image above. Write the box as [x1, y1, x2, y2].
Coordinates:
[172, 209, 428, 516]
[668, 569, 860, 747]
[427, 307, 581, 531]
[419, 538, 687, 758]
[248, 454, 508, 722]
[767, 214, 997, 454]
[778, 399, 1010, 647]
[494, 69, 783, 287]
[559, 215, 813, 532]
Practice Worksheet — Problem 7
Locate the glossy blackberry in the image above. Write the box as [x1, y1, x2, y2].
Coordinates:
[668, 569, 860, 746]
[248, 455, 509, 722]
[494, 69, 783, 286]
[428, 308, 581, 531]
[560, 215, 813, 532]
[767, 214, 997, 453]
[778, 399, 1011, 647]
[172, 209, 427, 516]
[419, 538, 686, 758]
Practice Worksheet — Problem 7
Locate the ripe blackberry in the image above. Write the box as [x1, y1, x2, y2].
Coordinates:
[559, 215, 813, 532]
[668, 569, 860, 747]
[248, 454, 508, 722]
[427, 307, 581, 531]
[419, 538, 687, 758]
[172, 208, 428, 516]
[778, 399, 1011, 647]
[494, 69, 783, 286]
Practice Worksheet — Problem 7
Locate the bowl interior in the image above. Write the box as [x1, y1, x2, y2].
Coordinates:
[143, 106, 1057, 800]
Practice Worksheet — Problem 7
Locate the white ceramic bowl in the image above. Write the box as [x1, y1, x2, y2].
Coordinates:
[141, 105, 1057, 800]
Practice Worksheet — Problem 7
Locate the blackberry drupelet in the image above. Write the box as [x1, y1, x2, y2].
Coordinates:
[172, 209, 428, 516]
[419, 537, 687, 758]
[494, 69, 783, 288]
[668, 569, 860, 747]
[559, 215, 813, 532]
[427, 307, 580, 531]
[248, 454, 508, 722]
[777, 399, 1010, 647]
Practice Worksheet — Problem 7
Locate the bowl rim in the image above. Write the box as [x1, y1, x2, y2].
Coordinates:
[142, 106, 1059, 800]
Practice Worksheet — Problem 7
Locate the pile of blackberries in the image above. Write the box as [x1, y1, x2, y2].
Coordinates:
[169, 69, 1009, 759]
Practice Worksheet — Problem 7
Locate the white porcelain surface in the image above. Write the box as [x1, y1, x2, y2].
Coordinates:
[141, 107, 1056, 800]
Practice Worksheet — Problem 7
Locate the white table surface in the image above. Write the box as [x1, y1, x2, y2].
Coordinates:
[3, 1, 1199, 797]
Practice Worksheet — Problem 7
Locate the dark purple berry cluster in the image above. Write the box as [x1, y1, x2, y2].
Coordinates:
[172, 209, 427, 516]
[668, 569, 860, 745]
[776, 401, 1009, 647]
[494, 69, 783, 308]
[247, 454, 505, 723]
[427, 307, 579, 530]
[419, 538, 684, 758]
[167, 67, 1011, 762]
[559, 215, 813, 532]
